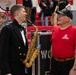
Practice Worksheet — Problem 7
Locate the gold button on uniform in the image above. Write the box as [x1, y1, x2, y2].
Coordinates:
[19, 53, 22, 55]
[18, 47, 21, 49]
[23, 53, 25, 56]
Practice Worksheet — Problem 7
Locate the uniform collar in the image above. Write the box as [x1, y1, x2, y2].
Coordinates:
[13, 19, 24, 31]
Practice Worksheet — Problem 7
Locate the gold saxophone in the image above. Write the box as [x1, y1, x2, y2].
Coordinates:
[22, 20, 40, 68]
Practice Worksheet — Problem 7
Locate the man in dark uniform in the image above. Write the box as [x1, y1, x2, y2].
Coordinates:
[0, 5, 29, 75]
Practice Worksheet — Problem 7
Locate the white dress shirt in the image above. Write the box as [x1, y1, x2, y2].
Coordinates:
[20, 30, 26, 46]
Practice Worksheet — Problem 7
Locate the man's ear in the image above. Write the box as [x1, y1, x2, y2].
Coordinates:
[14, 11, 19, 16]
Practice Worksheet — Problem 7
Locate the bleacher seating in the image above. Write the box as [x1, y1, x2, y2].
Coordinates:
[35, 12, 51, 26]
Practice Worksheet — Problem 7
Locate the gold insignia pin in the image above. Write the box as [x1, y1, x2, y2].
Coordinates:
[18, 47, 21, 49]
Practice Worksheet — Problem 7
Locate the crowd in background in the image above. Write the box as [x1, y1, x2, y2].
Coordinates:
[0, 14, 6, 29]
[0, 0, 71, 29]
[22, 0, 70, 26]
[39, 0, 70, 26]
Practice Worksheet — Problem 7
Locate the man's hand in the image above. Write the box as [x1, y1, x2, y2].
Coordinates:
[69, 68, 76, 75]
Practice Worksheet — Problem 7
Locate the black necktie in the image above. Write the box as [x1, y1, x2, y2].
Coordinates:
[18, 25, 24, 31]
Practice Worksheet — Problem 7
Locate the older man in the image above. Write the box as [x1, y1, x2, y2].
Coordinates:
[50, 9, 76, 75]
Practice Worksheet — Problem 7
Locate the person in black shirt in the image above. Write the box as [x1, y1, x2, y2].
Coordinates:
[58, 0, 71, 11]
[47, 0, 58, 26]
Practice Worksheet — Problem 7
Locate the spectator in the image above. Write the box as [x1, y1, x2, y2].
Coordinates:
[0, 13, 13, 32]
[58, 0, 71, 11]
[39, 0, 49, 26]
[0, 0, 16, 11]
[31, 0, 38, 25]
[0, 13, 6, 30]
[47, 0, 58, 26]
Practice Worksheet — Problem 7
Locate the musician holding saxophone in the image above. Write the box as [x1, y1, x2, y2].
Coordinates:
[0, 5, 40, 75]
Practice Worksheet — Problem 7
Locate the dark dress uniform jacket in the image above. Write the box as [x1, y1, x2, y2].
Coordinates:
[0, 20, 28, 75]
